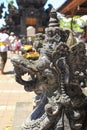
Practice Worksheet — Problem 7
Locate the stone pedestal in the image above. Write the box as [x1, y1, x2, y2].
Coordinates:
[11, 102, 33, 130]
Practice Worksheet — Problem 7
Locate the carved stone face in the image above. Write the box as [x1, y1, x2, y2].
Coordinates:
[11, 53, 59, 96]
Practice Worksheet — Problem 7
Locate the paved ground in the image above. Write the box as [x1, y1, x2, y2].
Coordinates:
[0, 51, 35, 130]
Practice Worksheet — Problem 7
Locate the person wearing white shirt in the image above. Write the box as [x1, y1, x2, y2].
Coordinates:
[0, 27, 11, 74]
[9, 32, 16, 53]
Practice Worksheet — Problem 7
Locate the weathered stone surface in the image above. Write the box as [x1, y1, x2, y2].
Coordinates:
[11, 8, 87, 130]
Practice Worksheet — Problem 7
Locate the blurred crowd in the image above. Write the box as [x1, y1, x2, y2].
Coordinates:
[0, 26, 33, 75]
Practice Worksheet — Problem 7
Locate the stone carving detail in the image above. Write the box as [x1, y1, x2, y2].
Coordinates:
[11, 8, 87, 130]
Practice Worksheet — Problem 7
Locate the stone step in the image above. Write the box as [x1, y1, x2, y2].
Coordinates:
[11, 102, 33, 130]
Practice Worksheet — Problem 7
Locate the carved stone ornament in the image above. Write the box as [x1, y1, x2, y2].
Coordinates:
[11, 8, 87, 130]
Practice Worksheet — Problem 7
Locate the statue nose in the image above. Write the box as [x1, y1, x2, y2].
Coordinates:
[11, 54, 22, 64]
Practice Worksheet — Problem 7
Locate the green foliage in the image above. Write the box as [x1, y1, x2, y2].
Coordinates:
[59, 16, 84, 33]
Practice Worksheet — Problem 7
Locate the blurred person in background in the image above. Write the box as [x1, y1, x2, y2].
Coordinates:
[9, 32, 16, 53]
[0, 27, 11, 74]
[14, 36, 21, 54]
[27, 37, 33, 45]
